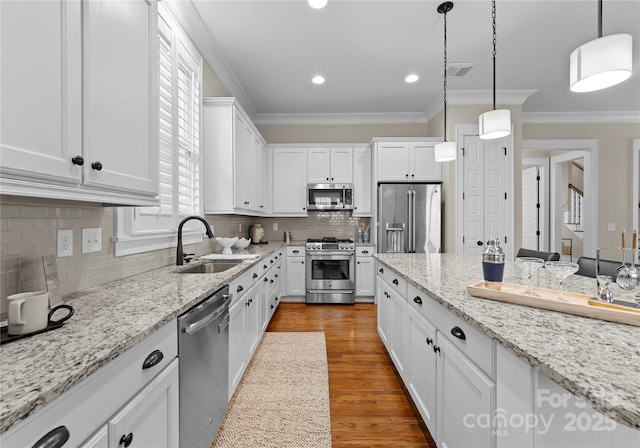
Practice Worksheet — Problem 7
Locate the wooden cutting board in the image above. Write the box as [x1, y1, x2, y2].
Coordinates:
[466, 280, 639, 327]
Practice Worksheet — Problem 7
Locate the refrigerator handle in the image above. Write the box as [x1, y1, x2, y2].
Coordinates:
[412, 190, 417, 253]
[406, 190, 412, 253]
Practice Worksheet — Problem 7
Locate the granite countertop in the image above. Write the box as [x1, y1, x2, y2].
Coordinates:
[373, 253, 640, 430]
[0, 242, 285, 433]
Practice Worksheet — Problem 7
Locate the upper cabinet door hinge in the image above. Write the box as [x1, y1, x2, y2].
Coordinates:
[504, 192, 507, 200]
[503, 147, 507, 156]
[461, 147, 465, 156]
[505, 236, 508, 244]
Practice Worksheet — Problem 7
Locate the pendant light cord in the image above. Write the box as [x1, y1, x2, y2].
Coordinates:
[597, 0, 603, 38]
[491, 0, 497, 111]
[443, 9, 448, 142]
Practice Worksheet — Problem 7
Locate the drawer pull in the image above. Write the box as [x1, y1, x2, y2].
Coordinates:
[32, 426, 70, 448]
[71, 155, 84, 166]
[433, 345, 441, 354]
[237, 285, 244, 293]
[392, 279, 399, 285]
[362, 250, 369, 254]
[293, 250, 300, 254]
[413, 296, 422, 305]
[426, 337, 433, 346]
[119, 433, 134, 447]
[451, 326, 466, 340]
[142, 349, 164, 370]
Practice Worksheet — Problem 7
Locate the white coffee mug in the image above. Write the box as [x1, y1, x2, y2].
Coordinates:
[7, 291, 49, 335]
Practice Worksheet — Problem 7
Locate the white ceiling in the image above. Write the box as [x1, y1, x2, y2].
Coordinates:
[185, 0, 640, 124]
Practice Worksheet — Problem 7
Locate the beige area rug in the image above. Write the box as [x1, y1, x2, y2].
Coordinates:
[211, 332, 332, 448]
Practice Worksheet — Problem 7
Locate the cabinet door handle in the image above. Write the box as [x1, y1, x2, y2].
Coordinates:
[293, 250, 300, 254]
[253, 273, 258, 279]
[32, 426, 70, 448]
[271, 304, 274, 309]
[392, 279, 399, 285]
[263, 264, 268, 269]
[433, 345, 441, 354]
[362, 250, 369, 254]
[119, 433, 134, 448]
[426, 337, 433, 346]
[237, 285, 244, 293]
[264, 277, 269, 282]
[379, 268, 384, 274]
[91, 161, 103, 171]
[270, 259, 274, 264]
[71, 155, 84, 166]
[413, 296, 422, 305]
[142, 349, 164, 370]
[451, 326, 466, 340]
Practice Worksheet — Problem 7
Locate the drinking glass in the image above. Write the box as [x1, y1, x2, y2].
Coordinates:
[544, 261, 579, 301]
[515, 257, 545, 296]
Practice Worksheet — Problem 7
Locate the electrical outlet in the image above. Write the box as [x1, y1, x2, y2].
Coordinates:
[57, 230, 73, 257]
[82, 228, 102, 254]
[273, 222, 278, 231]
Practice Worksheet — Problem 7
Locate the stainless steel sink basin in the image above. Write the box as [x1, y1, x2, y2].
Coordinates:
[176, 261, 242, 274]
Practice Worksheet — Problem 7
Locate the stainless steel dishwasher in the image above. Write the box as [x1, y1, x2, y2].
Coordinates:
[178, 285, 230, 448]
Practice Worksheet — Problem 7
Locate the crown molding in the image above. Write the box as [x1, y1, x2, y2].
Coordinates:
[522, 111, 640, 124]
[424, 89, 538, 121]
[163, 0, 257, 119]
[253, 112, 428, 126]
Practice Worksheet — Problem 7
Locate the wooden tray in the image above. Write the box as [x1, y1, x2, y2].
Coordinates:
[466, 281, 640, 327]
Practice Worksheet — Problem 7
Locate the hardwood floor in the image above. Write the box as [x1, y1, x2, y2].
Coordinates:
[266, 302, 437, 448]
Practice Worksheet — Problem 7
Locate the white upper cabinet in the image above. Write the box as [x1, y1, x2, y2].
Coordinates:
[271, 147, 307, 216]
[353, 146, 372, 216]
[374, 139, 442, 182]
[307, 147, 353, 184]
[0, 0, 159, 205]
[203, 98, 267, 215]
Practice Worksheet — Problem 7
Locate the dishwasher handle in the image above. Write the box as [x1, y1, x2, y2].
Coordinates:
[183, 294, 230, 335]
[218, 314, 230, 334]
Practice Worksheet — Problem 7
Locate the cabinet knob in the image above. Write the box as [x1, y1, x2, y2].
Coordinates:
[433, 345, 441, 354]
[426, 337, 433, 346]
[357, 261, 360, 264]
[264, 277, 268, 282]
[450, 326, 466, 340]
[405, 174, 409, 177]
[91, 161, 103, 171]
[32, 426, 70, 448]
[379, 268, 384, 274]
[142, 349, 164, 370]
[477, 241, 484, 246]
[119, 433, 134, 448]
[71, 155, 84, 166]
[237, 285, 244, 293]
[253, 273, 258, 279]
[413, 296, 423, 305]
[392, 279, 399, 285]
[271, 304, 274, 309]
[303, 207, 306, 210]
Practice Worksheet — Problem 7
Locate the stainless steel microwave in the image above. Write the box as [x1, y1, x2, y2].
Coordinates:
[307, 183, 354, 210]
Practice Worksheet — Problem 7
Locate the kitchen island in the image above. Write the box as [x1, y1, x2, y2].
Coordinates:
[373, 252, 639, 440]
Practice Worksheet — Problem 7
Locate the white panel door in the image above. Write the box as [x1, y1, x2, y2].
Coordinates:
[463, 135, 484, 255]
[308, 148, 331, 183]
[376, 142, 410, 181]
[522, 166, 539, 250]
[462, 135, 508, 256]
[272, 148, 307, 214]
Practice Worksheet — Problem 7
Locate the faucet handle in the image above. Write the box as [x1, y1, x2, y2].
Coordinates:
[183, 253, 195, 263]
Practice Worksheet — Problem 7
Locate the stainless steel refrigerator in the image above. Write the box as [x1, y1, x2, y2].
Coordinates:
[378, 183, 442, 253]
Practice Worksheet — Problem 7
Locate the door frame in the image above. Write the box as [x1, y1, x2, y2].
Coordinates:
[522, 157, 550, 251]
[522, 139, 598, 257]
[456, 124, 514, 258]
[633, 139, 640, 263]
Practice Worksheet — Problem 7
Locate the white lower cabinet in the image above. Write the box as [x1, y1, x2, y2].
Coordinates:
[228, 296, 247, 399]
[79, 425, 108, 448]
[355, 247, 375, 298]
[376, 274, 406, 378]
[376, 276, 390, 345]
[108, 359, 179, 448]
[285, 246, 306, 297]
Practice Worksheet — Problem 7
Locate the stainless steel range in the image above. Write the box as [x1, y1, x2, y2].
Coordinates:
[306, 237, 356, 304]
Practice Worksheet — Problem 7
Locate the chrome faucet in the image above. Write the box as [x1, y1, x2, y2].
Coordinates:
[176, 216, 214, 265]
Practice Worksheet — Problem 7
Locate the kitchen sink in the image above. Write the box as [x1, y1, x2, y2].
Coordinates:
[175, 261, 242, 274]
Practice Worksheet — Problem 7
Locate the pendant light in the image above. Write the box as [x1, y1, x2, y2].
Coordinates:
[434, 2, 457, 162]
[478, 0, 511, 140]
[569, 0, 632, 92]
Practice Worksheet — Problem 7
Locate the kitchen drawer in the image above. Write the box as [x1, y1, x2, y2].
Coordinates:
[286, 246, 305, 257]
[408, 283, 494, 377]
[356, 246, 374, 257]
[229, 265, 260, 304]
[377, 263, 407, 297]
[2, 321, 177, 447]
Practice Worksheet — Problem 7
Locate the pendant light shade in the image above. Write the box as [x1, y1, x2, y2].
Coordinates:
[434, 141, 457, 162]
[435, 1, 456, 162]
[478, 0, 511, 140]
[479, 109, 511, 140]
[570, 33, 632, 93]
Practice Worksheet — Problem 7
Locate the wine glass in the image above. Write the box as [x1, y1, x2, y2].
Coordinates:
[544, 261, 579, 301]
[515, 257, 545, 296]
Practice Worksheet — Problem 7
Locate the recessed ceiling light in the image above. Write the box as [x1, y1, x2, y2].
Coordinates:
[312, 75, 325, 85]
[405, 74, 419, 83]
[308, 0, 328, 9]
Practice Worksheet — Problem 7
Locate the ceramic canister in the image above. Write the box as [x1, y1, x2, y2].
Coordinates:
[7, 291, 50, 335]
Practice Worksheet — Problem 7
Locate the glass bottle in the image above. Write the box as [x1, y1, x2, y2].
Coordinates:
[482, 238, 505, 284]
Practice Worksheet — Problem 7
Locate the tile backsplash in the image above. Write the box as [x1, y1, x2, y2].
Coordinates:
[0, 195, 369, 314]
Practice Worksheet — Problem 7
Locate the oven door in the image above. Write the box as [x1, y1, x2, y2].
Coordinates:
[306, 252, 355, 293]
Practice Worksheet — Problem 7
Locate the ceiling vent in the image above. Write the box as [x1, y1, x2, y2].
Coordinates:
[445, 62, 474, 77]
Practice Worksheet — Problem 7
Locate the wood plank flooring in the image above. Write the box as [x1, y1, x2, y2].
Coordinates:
[266, 302, 437, 448]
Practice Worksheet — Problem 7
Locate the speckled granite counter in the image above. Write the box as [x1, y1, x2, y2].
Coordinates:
[373, 253, 640, 430]
[0, 242, 286, 433]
